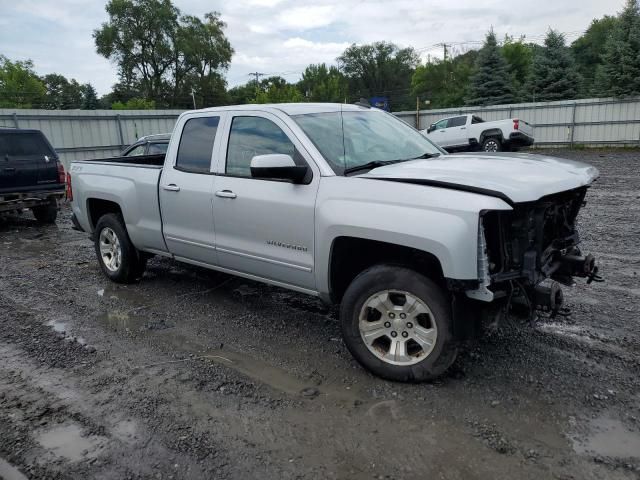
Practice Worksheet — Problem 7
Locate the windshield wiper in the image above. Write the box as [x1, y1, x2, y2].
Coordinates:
[343, 153, 440, 176]
[344, 160, 403, 175]
[409, 152, 441, 159]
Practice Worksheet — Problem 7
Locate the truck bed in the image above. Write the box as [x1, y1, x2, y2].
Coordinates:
[70, 155, 167, 253]
[78, 153, 165, 168]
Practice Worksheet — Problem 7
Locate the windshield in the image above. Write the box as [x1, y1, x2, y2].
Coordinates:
[292, 109, 444, 175]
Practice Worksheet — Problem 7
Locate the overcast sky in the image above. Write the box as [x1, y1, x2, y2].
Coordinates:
[0, 0, 620, 96]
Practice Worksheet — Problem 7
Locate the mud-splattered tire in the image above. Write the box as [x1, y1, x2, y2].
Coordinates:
[94, 213, 146, 283]
[32, 203, 58, 224]
[340, 265, 457, 382]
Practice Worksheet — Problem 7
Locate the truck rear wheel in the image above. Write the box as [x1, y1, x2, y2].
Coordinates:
[340, 265, 457, 382]
[32, 203, 58, 224]
[481, 137, 502, 152]
[94, 213, 146, 283]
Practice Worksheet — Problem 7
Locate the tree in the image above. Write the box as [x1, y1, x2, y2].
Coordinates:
[501, 35, 535, 100]
[526, 30, 581, 102]
[466, 30, 515, 106]
[0, 56, 46, 108]
[227, 80, 260, 105]
[411, 50, 478, 108]
[337, 42, 419, 110]
[298, 64, 347, 102]
[41, 73, 84, 109]
[596, 0, 640, 96]
[81, 84, 100, 109]
[94, 0, 233, 107]
[253, 76, 303, 104]
[571, 16, 619, 94]
[112, 97, 156, 109]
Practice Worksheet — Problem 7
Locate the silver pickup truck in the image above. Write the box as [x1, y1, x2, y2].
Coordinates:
[69, 103, 600, 382]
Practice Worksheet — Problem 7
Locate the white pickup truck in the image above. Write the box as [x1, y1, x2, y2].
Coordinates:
[69, 103, 599, 382]
[422, 114, 534, 152]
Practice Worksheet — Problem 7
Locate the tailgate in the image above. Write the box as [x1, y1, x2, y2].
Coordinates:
[517, 119, 534, 137]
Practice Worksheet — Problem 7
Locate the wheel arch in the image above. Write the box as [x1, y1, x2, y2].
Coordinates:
[479, 128, 504, 144]
[327, 236, 447, 304]
[86, 198, 123, 232]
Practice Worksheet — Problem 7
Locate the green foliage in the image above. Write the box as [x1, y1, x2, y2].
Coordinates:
[227, 80, 260, 105]
[0, 56, 46, 108]
[338, 42, 419, 109]
[571, 16, 619, 94]
[111, 97, 156, 109]
[526, 30, 581, 102]
[501, 36, 535, 100]
[466, 30, 515, 106]
[81, 84, 100, 109]
[298, 64, 347, 102]
[41, 73, 84, 109]
[411, 50, 478, 108]
[253, 77, 303, 104]
[94, 0, 232, 107]
[596, 0, 640, 96]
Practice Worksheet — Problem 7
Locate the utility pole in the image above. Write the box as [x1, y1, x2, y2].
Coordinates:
[191, 88, 197, 109]
[248, 72, 266, 84]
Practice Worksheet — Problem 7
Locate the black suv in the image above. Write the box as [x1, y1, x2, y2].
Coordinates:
[0, 128, 65, 223]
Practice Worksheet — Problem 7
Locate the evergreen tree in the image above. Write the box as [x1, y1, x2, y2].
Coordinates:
[526, 30, 581, 102]
[466, 29, 514, 106]
[81, 84, 99, 109]
[596, 0, 640, 96]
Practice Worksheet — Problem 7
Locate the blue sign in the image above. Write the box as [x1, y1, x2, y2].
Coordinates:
[369, 97, 390, 111]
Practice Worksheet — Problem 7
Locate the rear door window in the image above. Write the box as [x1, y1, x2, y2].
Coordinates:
[448, 116, 467, 128]
[175, 117, 220, 173]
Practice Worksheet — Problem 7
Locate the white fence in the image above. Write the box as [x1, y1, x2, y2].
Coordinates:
[1, 97, 639, 169]
[394, 97, 640, 148]
[0, 109, 184, 167]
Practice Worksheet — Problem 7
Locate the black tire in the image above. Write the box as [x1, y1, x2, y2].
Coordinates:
[94, 213, 146, 283]
[32, 203, 58, 224]
[340, 265, 457, 382]
[481, 136, 502, 152]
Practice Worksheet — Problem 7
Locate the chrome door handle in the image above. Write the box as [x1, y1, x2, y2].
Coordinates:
[460, 127, 466, 130]
[163, 184, 180, 192]
[215, 190, 237, 199]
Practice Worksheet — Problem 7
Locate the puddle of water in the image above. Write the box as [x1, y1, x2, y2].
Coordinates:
[97, 312, 173, 331]
[572, 416, 640, 459]
[35, 423, 106, 462]
[95, 310, 363, 403]
[0, 457, 29, 480]
[46, 320, 66, 334]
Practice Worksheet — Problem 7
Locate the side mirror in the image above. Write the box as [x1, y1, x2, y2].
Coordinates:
[250, 154, 308, 183]
[427, 124, 436, 133]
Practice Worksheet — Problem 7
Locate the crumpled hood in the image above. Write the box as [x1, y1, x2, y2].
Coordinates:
[360, 152, 599, 204]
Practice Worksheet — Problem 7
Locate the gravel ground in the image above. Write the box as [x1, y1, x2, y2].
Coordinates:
[0, 149, 639, 480]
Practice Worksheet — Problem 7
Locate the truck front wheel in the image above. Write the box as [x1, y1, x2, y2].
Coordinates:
[94, 213, 146, 283]
[340, 265, 457, 382]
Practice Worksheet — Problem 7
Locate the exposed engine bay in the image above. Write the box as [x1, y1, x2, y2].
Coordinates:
[481, 186, 602, 318]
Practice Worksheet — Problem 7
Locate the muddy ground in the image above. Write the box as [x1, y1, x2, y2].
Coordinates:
[0, 149, 638, 480]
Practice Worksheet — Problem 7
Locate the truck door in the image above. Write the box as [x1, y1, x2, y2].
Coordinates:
[445, 116, 469, 147]
[429, 118, 454, 147]
[158, 114, 223, 265]
[212, 112, 319, 291]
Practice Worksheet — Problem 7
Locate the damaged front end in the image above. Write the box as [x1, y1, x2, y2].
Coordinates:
[467, 186, 602, 319]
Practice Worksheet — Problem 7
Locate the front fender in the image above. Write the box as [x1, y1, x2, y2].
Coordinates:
[314, 177, 512, 298]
